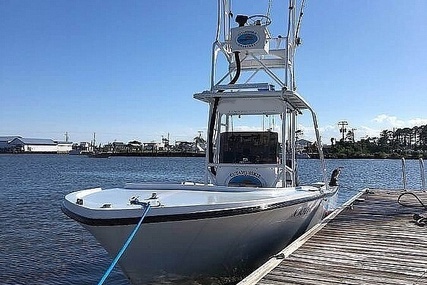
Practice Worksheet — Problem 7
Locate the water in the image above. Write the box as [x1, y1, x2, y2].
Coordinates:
[0, 155, 425, 285]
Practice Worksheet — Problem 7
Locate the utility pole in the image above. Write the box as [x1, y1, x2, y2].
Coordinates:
[93, 132, 96, 151]
[338, 121, 348, 142]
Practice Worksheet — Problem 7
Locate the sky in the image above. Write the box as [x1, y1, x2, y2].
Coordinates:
[1, 0, 427, 145]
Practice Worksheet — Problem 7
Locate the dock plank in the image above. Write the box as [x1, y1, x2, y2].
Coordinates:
[239, 189, 427, 285]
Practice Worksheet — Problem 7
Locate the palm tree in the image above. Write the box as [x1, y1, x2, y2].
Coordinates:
[419, 125, 427, 150]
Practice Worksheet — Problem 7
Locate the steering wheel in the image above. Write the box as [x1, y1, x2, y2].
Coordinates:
[247, 15, 272, 26]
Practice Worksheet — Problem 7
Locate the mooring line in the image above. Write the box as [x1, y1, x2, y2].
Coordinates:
[97, 203, 151, 285]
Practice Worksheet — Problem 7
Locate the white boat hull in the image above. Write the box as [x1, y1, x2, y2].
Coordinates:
[76, 192, 331, 284]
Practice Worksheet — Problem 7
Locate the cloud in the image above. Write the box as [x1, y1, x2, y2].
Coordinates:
[234, 114, 427, 144]
[297, 123, 340, 143]
[350, 114, 427, 140]
[349, 115, 427, 139]
[356, 126, 382, 139]
[408, 118, 427, 126]
[372, 114, 405, 127]
[372, 114, 427, 129]
[299, 114, 427, 143]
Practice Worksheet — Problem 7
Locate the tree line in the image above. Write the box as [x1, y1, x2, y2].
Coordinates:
[327, 124, 427, 159]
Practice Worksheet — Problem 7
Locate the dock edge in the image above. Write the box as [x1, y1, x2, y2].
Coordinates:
[237, 188, 370, 285]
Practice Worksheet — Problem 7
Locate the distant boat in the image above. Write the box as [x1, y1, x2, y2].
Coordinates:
[69, 149, 93, 155]
[68, 149, 82, 155]
[87, 152, 111, 158]
[296, 152, 311, 159]
[62, 1, 340, 284]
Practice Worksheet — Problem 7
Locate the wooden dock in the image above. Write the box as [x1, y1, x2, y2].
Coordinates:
[239, 189, 427, 285]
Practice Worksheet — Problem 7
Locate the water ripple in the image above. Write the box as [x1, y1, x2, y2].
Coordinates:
[0, 155, 425, 284]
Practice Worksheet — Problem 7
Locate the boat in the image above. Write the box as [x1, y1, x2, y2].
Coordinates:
[61, 1, 340, 284]
[296, 152, 310, 159]
[87, 151, 111, 158]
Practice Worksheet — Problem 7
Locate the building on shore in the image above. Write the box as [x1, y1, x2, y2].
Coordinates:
[0, 133, 207, 155]
[56, 141, 73, 153]
[0, 136, 21, 150]
[0, 136, 72, 153]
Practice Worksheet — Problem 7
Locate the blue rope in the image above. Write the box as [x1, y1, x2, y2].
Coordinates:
[97, 203, 151, 285]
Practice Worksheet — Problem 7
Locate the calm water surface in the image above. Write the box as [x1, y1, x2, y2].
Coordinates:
[0, 155, 425, 284]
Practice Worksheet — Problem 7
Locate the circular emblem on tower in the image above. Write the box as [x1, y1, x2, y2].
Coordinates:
[236, 30, 259, 48]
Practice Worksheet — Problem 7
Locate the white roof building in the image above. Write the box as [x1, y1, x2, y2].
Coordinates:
[0, 136, 73, 153]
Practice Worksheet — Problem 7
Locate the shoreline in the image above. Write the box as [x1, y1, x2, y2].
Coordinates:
[0, 151, 206, 157]
[1, 152, 424, 160]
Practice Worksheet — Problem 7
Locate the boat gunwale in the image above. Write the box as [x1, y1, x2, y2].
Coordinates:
[61, 189, 337, 226]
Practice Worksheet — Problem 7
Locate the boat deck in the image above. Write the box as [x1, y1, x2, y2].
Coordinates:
[239, 188, 427, 285]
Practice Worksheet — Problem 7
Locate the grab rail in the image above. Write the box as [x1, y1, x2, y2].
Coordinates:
[401, 158, 407, 191]
[420, 158, 426, 191]
[401, 157, 426, 191]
